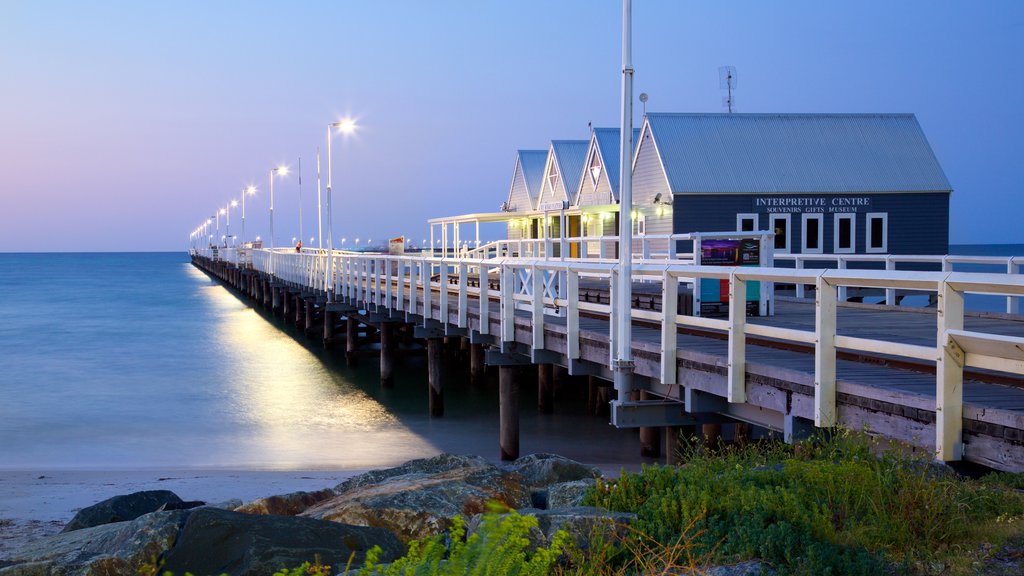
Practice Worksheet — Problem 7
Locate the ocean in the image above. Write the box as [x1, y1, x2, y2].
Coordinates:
[0, 252, 645, 472]
[0, 247, 1020, 472]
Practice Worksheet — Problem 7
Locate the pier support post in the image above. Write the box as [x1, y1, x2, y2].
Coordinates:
[734, 422, 751, 447]
[272, 286, 281, 313]
[499, 365, 520, 461]
[282, 289, 291, 318]
[588, 376, 599, 415]
[469, 343, 486, 386]
[380, 322, 395, 388]
[346, 317, 359, 366]
[666, 427, 682, 466]
[702, 423, 722, 450]
[538, 364, 554, 414]
[639, 390, 661, 458]
[305, 300, 315, 333]
[427, 338, 444, 417]
[323, 310, 336, 346]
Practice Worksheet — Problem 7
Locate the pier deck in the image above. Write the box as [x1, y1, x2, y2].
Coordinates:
[192, 251, 1024, 472]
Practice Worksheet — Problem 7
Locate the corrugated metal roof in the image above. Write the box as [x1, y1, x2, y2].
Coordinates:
[644, 113, 951, 194]
[551, 140, 589, 203]
[594, 127, 642, 199]
[517, 150, 549, 200]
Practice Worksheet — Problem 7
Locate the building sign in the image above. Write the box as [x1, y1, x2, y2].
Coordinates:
[538, 201, 567, 211]
[699, 238, 761, 313]
[753, 196, 872, 213]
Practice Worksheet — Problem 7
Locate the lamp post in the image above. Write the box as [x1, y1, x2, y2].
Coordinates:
[269, 165, 289, 274]
[613, 0, 635, 406]
[226, 200, 238, 246]
[326, 118, 357, 300]
[241, 185, 256, 247]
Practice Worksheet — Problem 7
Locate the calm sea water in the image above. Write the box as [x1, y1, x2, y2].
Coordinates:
[0, 253, 646, 471]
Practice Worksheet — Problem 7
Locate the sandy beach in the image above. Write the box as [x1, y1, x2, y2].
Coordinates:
[0, 468, 364, 559]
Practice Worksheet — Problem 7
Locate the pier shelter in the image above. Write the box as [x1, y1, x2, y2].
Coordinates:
[634, 113, 952, 256]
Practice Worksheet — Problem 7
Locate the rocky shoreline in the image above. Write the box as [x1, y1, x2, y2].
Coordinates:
[0, 453, 646, 575]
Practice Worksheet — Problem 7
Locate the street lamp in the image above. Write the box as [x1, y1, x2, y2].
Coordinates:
[241, 185, 256, 247]
[269, 165, 289, 274]
[326, 117, 357, 300]
[226, 199, 238, 246]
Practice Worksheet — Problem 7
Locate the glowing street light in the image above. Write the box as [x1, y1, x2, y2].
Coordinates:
[269, 165, 289, 274]
[241, 185, 256, 247]
[325, 117, 357, 300]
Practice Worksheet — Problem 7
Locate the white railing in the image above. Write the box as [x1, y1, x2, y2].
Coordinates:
[244, 247, 1024, 463]
[775, 253, 1024, 314]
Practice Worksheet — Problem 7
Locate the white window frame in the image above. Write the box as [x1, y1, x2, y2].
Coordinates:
[833, 213, 856, 254]
[736, 213, 759, 233]
[588, 149, 602, 189]
[866, 212, 888, 253]
[802, 213, 824, 254]
[636, 213, 646, 236]
[770, 213, 791, 254]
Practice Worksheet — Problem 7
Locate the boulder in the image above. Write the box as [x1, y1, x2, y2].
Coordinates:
[546, 478, 597, 509]
[61, 490, 183, 533]
[505, 454, 600, 488]
[307, 454, 530, 543]
[235, 489, 337, 516]
[0, 510, 188, 576]
[160, 507, 403, 576]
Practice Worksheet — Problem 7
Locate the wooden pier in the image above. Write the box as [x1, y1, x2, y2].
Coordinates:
[191, 247, 1024, 472]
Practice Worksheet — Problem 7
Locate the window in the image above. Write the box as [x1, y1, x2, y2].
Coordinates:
[736, 213, 758, 232]
[635, 213, 646, 236]
[802, 213, 823, 254]
[833, 213, 856, 253]
[547, 162, 559, 197]
[866, 212, 888, 253]
[770, 214, 790, 253]
[588, 149, 602, 188]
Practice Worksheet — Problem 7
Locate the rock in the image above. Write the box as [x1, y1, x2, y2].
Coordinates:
[505, 453, 600, 488]
[235, 489, 337, 516]
[61, 490, 183, 533]
[209, 498, 244, 511]
[1, 510, 188, 575]
[547, 479, 596, 509]
[704, 560, 774, 576]
[160, 507, 404, 576]
[307, 454, 530, 543]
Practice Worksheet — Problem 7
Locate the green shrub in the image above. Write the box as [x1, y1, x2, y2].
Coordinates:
[584, 429, 1024, 575]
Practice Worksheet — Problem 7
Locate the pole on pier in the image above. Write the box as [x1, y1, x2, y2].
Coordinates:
[282, 288, 291, 318]
[538, 364, 554, 414]
[499, 365, 520, 461]
[427, 338, 444, 417]
[346, 317, 359, 366]
[612, 0, 636, 408]
[469, 343, 486, 386]
[380, 322, 394, 388]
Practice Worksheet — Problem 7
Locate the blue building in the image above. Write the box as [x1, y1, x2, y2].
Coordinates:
[633, 113, 952, 255]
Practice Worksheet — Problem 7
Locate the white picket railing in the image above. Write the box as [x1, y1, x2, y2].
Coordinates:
[246, 247, 1024, 462]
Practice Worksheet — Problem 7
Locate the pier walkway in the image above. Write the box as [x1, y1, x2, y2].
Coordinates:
[191, 247, 1024, 472]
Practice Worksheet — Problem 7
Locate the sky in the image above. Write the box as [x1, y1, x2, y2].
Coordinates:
[1, 1, 1021, 252]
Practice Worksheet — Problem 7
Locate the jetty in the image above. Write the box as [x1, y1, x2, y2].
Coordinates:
[190, 240, 1024, 472]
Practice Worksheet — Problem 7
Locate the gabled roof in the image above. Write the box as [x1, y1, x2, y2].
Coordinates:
[592, 127, 642, 201]
[550, 140, 589, 204]
[642, 113, 951, 194]
[505, 150, 548, 210]
[517, 150, 548, 199]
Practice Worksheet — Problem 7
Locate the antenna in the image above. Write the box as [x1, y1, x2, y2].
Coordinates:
[639, 92, 648, 117]
[718, 66, 737, 113]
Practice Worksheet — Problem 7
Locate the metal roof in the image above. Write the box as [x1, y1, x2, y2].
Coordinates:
[550, 140, 589, 203]
[643, 113, 951, 194]
[593, 127, 642, 200]
[517, 150, 548, 200]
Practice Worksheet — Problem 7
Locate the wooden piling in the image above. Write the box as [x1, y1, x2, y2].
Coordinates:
[499, 365, 520, 461]
[380, 322, 394, 388]
[639, 390, 661, 458]
[587, 376, 599, 415]
[469, 343, 485, 386]
[427, 338, 444, 417]
[702, 423, 722, 450]
[538, 364, 554, 414]
[346, 317, 359, 365]
[734, 422, 751, 447]
[304, 300, 314, 333]
[282, 289, 291, 317]
[323, 310, 335, 345]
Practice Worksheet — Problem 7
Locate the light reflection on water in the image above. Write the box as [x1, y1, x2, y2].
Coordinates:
[0, 253, 651, 473]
